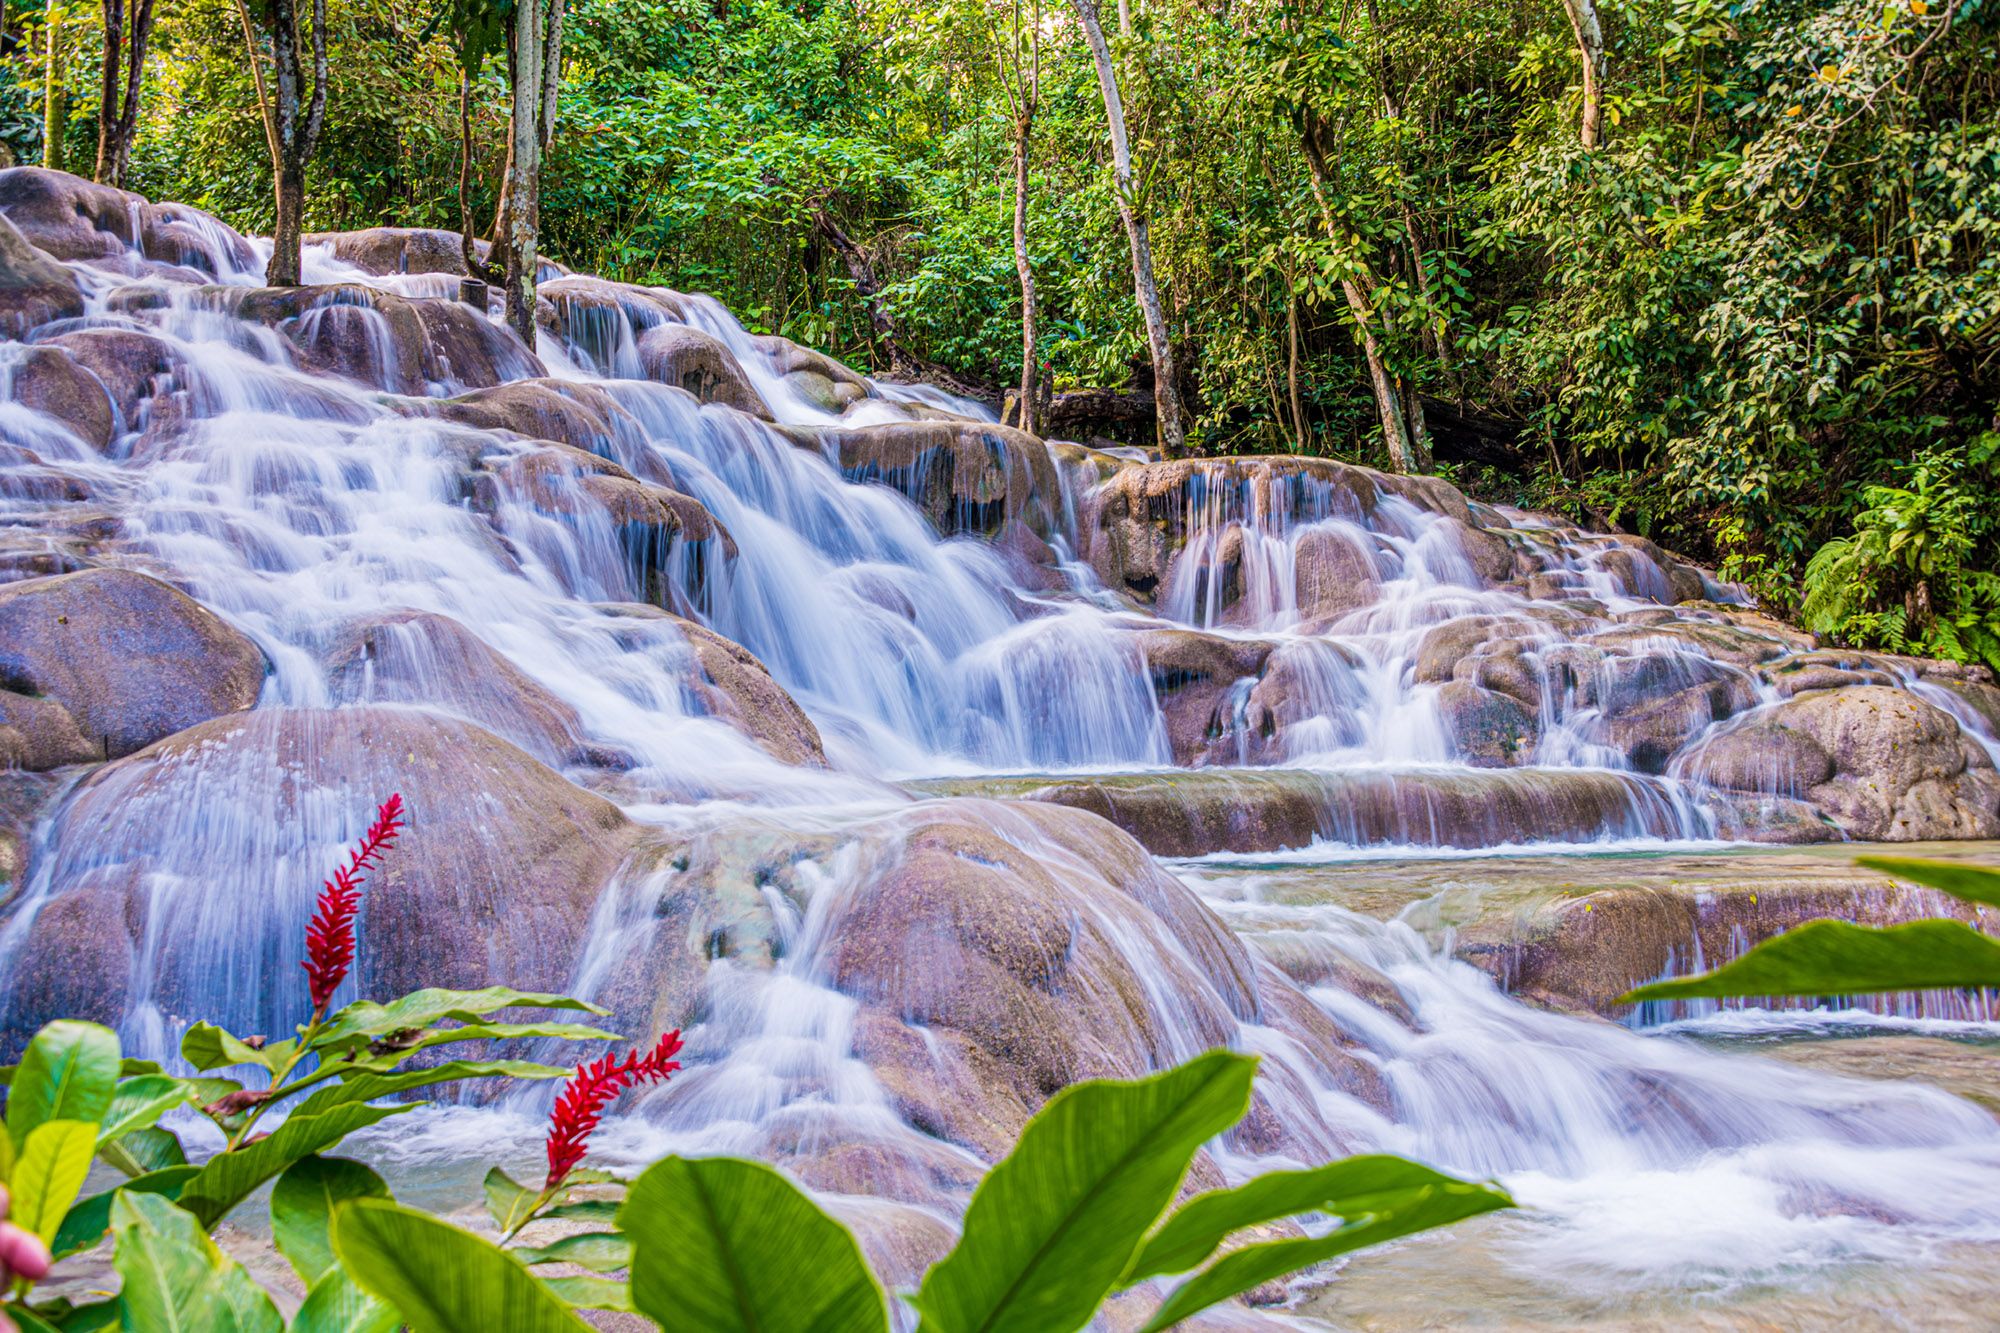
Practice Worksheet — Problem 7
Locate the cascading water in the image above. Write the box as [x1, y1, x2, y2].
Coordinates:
[4, 168, 2000, 1325]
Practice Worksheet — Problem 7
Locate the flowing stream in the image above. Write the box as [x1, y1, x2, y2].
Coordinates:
[4, 182, 2000, 1326]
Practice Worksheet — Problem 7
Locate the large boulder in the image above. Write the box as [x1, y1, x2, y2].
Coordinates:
[0, 167, 257, 278]
[0, 211, 83, 335]
[222, 284, 543, 393]
[0, 708, 642, 1040]
[305, 227, 489, 277]
[795, 420, 1061, 537]
[1134, 628, 1277, 765]
[35, 328, 180, 438]
[0, 569, 267, 763]
[599, 604, 825, 767]
[1779, 685, 2000, 839]
[435, 379, 636, 456]
[5, 344, 116, 450]
[1437, 680, 1539, 768]
[635, 323, 767, 417]
[751, 335, 871, 412]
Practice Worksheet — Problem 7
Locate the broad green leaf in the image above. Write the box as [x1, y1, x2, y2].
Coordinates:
[1126, 1155, 1507, 1283]
[178, 1102, 415, 1227]
[622, 1156, 887, 1333]
[341, 1023, 624, 1068]
[540, 1275, 632, 1311]
[272, 1156, 391, 1284]
[7, 1021, 120, 1149]
[1623, 919, 2000, 1001]
[1137, 1177, 1513, 1332]
[912, 1050, 1257, 1333]
[100, 1126, 188, 1177]
[512, 1231, 630, 1272]
[179, 1023, 291, 1074]
[332, 1197, 592, 1333]
[484, 1166, 543, 1234]
[312, 989, 609, 1051]
[53, 1165, 199, 1259]
[292, 1269, 400, 1333]
[98, 1076, 197, 1147]
[293, 1060, 569, 1118]
[12, 1121, 98, 1245]
[1856, 856, 2000, 909]
[110, 1191, 283, 1333]
[542, 1199, 622, 1225]
[1, 1304, 63, 1332]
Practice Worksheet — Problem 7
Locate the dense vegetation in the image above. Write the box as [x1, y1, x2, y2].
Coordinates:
[1, 0, 1996, 663]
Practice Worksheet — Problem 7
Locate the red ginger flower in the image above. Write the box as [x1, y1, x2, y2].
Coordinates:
[302, 794, 405, 1016]
[544, 1030, 684, 1191]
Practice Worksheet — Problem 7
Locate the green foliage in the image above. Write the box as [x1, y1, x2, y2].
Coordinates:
[622, 1156, 887, 1332]
[332, 1198, 592, 1333]
[110, 1191, 284, 1333]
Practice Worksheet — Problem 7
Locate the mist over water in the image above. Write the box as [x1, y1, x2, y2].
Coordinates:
[4, 187, 2000, 1324]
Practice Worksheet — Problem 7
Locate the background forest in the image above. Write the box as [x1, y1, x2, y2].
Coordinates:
[1, 0, 1996, 665]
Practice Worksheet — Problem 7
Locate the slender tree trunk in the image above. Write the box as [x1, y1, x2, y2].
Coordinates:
[499, 0, 544, 343]
[255, 0, 326, 286]
[42, 8, 65, 174]
[111, 0, 152, 186]
[1073, 0, 1184, 453]
[457, 70, 502, 284]
[1558, 0, 1606, 149]
[93, 0, 121, 183]
[1010, 111, 1039, 433]
[1286, 280, 1307, 452]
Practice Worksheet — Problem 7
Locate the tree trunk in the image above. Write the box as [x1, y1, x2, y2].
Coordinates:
[1286, 281, 1307, 451]
[93, 0, 152, 187]
[457, 70, 502, 284]
[257, 0, 326, 286]
[93, 0, 121, 183]
[1558, 0, 1606, 149]
[809, 201, 912, 375]
[42, 8, 65, 174]
[1009, 109, 1039, 433]
[270, 160, 305, 285]
[499, 0, 546, 344]
[1072, 0, 1184, 453]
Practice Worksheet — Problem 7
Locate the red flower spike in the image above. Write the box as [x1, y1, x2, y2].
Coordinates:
[302, 794, 406, 1015]
[544, 1030, 683, 1191]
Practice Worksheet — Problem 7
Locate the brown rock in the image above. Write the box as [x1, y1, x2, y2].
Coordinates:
[0, 211, 83, 335]
[6, 344, 115, 449]
[1438, 681, 1538, 767]
[0, 568, 267, 761]
[38, 328, 179, 434]
[635, 323, 767, 417]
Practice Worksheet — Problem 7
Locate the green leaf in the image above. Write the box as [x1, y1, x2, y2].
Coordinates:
[272, 1156, 391, 1284]
[332, 1197, 592, 1333]
[1126, 1155, 1506, 1283]
[512, 1231, 630, 1272]
[294, 1060, 568, 1119]
[99, 1126, 188, 1177]
[912, 1050, 1257, 1333]
[1, 1303, 63, 1332]
[7, 1021, 120, 1149]
[312, 989, 609, 1052]
[12, 1121, 98, 1245]
[1137, 1175, 1513, 1332]
[178, 1102, 415, 1227]
[339, 1023, 623, 1069]
[622, 1156, 888, 1333]
[292, 1270, 400, 1333]
[52, 1165, 199, 1259]
[539, 1275, 632, 1311]
[1855, 856, 2000, 909]
[179, 1024, 291, 1075]
[541, 1199, 622, 1225]
[1623, 919, 2000, 1001]
[110, 1191, 284, 1333]
[483, 1166, 542, 1234]
[98, 1076, 197, 1147]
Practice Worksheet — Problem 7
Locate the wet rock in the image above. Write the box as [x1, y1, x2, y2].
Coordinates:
[0, 688, 97, 770]
[0, 879, 138, 1041]
[1135, 628, 1277, 766]
[37, 328, 179, 434]
[798, 420, 1061, 537]
[1782, 686, 2000, 840]
[1, 708, 641, 1036]
[1441, 517, 1515, 585]
[0, 212, 83, 335]
[1438, 681, 1538, 768]
[437, 379, 634, 455]
[0, 770, 64, 904]
[0, 167, 257, 277]
[752, 335, 870, 411]
[1591, 654, 1755, 773]
[322, 609, 600, 768]
[1292, 525, 1381, 619]
[0, 568, 267, 762]
[305, 226, 492, 277]
[225, 284, 543, 393]
[1238, 639, 1370, 761]
[635, 323, 767, 417]
[1676, 714, 1836, 797]
[598, 604, 825, 767]
[5, 344, 115, 449]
